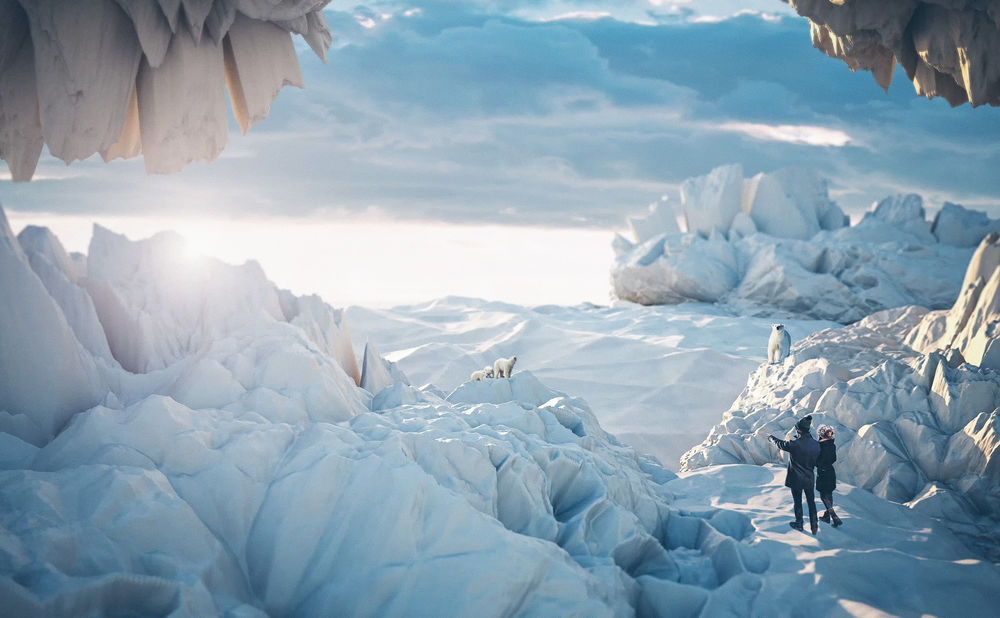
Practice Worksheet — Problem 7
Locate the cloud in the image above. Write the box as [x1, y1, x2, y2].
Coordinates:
[713, 122, 852, 147]
[4, 4, 998, 229]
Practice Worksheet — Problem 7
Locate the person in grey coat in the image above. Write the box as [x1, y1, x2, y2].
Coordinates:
[816, 425, 843, 527]
[769, 415, 821, 534]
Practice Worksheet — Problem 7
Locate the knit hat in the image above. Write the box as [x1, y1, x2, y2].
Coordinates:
[795, 415, 813, 433]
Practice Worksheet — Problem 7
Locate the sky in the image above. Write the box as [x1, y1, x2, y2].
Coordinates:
[2, 0, 1000, 306]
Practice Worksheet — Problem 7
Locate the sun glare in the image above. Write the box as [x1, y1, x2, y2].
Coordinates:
[6, 212, 614, 308]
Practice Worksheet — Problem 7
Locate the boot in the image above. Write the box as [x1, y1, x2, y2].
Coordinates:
[832, 515, 843, 527]
[789, 521, 804, 532]
[810, 520, 819, 535]
[819, 512, 831, 524]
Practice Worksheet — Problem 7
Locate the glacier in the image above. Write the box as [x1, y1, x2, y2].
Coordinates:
[785, 0, 1000, 107]
[0, 0, 331, 181]
[612, 163, 1000, 323]
[2, 200, 999, 615]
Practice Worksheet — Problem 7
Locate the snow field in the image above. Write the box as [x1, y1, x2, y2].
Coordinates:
[346, 298, 839, 469]
[2, 204, 999, 616]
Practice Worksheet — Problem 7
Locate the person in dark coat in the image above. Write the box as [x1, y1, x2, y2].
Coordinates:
[768, 415, 821, 534]
[816, 425, 843, 527]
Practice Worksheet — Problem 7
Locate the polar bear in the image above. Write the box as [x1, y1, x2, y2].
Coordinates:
[493, 355, 517, 379]
[470, 366, 494, 381]
[768, 324, 791, 364]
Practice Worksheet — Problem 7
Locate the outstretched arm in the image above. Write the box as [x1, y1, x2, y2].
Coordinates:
[768, 435, 789, 452]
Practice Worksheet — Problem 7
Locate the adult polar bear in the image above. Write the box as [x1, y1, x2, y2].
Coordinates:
[768, 324, 791, 364]
[494, 356, 517, 378]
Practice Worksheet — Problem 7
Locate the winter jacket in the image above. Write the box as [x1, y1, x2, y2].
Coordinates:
[816, 439, 837, 493]
[772, 432, 820, 490]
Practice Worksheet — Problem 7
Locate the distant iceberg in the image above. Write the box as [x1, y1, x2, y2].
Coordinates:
[612, 164, 1000, 323]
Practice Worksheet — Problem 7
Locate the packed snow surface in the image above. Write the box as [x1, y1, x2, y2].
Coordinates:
[786, 0, 1000, 107]
[613, 164, 997, 323]
[2, 205, 999, 615]
[0, 0, 331, 181]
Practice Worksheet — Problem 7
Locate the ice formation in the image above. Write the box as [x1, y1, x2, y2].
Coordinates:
[682, 234, 1000, 558]
[613, 164, 997, 323]
[0, 0, 332, 181]
[2, 205, 999, 614]
[786, 0, 1000, 107]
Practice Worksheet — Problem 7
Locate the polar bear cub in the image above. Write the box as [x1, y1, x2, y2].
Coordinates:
[768, 324, 791, 364]
[493, 355, 517, 379]
[470, 366, 494, 381]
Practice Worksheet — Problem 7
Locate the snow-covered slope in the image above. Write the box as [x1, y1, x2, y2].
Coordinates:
[0, 0, 331, 181]
[682, 233, 1000, 559]
[3, 207, 999, 615]
[787, 0, 1000, 107]
[345, 297, 838, 470]
[613, 164, 997, 323]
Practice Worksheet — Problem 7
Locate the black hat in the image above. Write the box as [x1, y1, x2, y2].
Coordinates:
[795, 415, 813, 433]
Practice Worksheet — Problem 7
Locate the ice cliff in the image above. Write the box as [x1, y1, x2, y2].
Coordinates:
[682, 233, 1000, 559]
[785, 0, 1000, 107]
[0, 0, 332, 181]
[612, 163, 1000, 323]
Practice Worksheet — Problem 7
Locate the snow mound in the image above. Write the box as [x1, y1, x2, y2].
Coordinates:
[0, 1, 332, 181]
[681, 237, 1000, 558]
[788, 0, 1000, 107]
[613, 165, 997, 323]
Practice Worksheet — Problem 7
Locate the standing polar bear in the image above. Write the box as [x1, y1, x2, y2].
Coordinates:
[493, 356, 517, 378]
[768, 324, 791, 364]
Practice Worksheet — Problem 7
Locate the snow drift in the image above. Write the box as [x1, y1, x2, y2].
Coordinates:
[682, 232, 1000, 559]
[612, 164, 999, 323]
[0, 0, 332, 181]
[786, 0, 1000, 107]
